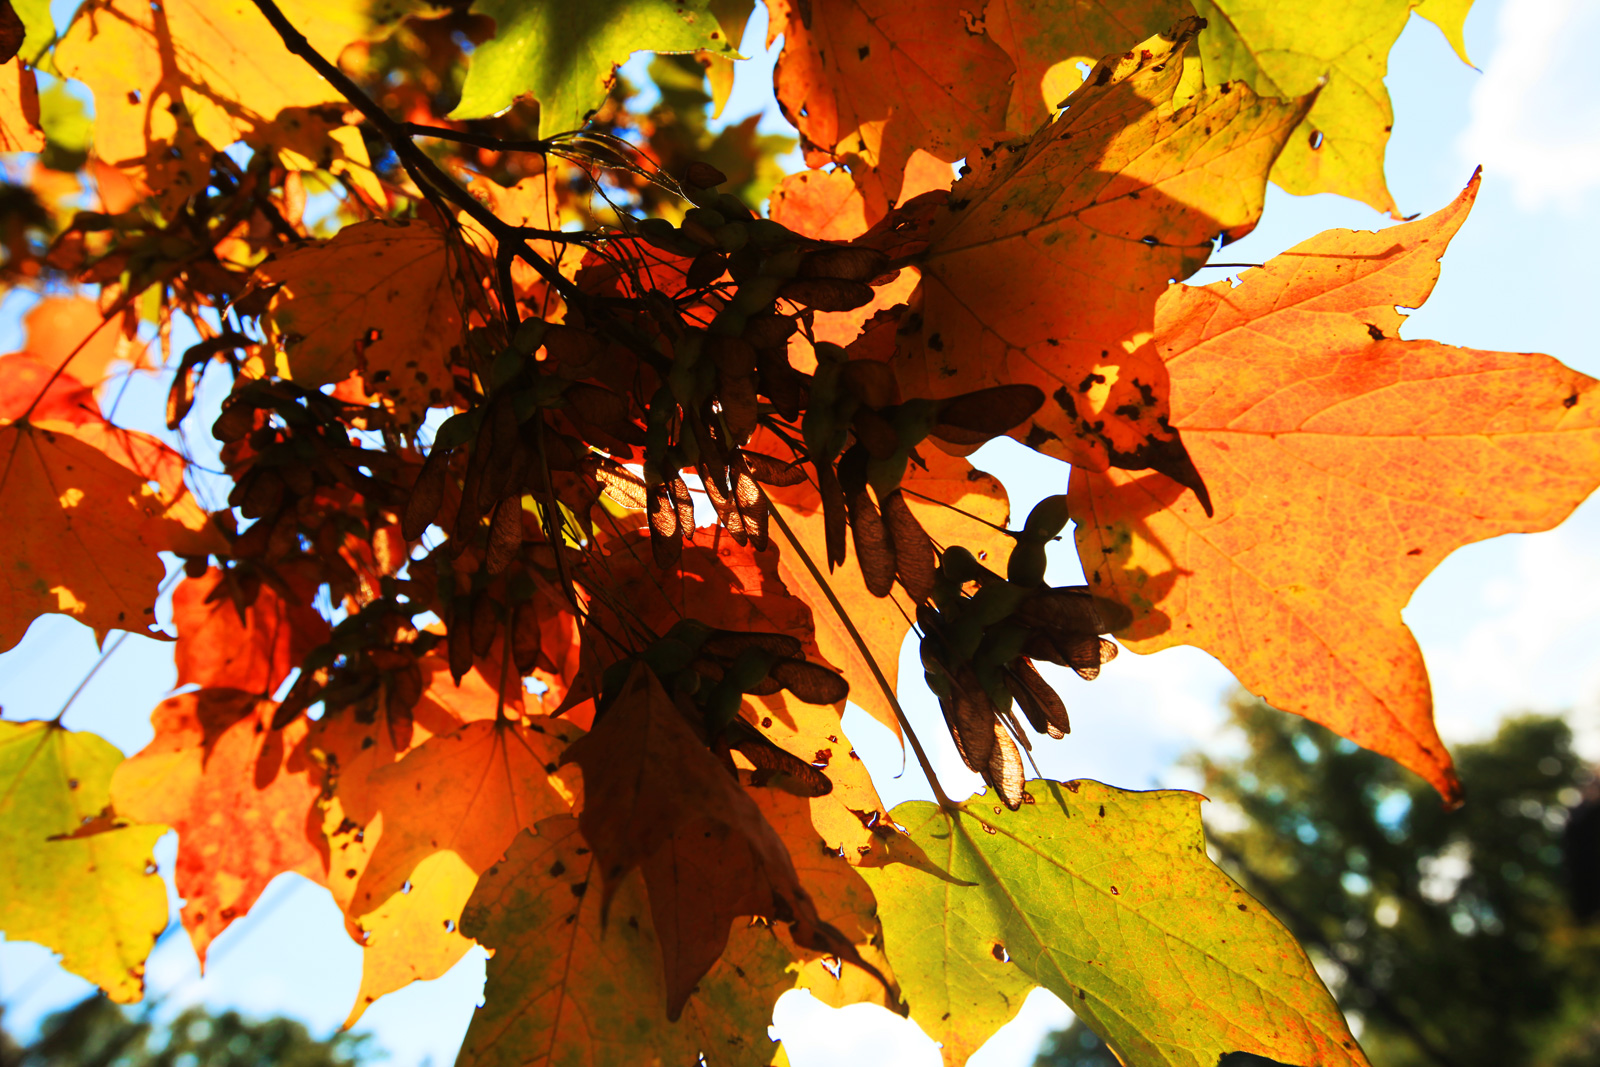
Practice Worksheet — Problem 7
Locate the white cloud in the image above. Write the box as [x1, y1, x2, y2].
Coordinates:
[1458, 0, 1600, 210]
[1420, 497, 1600, 758]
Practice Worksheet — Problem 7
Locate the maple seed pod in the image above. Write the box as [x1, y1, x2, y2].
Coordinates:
[713, 193, 753, 220]
[714, 221, 749, 253]
[1023, 495, 1071, 539]
[448, 609, 475, 685]
[240, 470, 287, 519]
[778, 278, 875, 312]
[511, 600, 545, 675]
[685, 161, 727, 189]
[211, 399, 256, 443]
[402, 446, 451, 541]
[745, 218, 793, 250]
[636, 216, 678, 251]
[1006, 658, 1069, 738]
[797, 247, 890, 283]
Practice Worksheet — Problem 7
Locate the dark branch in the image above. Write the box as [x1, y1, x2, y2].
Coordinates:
[401, 122, 554, 155]
[247, 0, 578, 313]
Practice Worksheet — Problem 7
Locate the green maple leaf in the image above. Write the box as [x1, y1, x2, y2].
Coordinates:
[0, 721, 168, 1003]
[860, 779, 1368, 1067]
[453, 0, 743, 135]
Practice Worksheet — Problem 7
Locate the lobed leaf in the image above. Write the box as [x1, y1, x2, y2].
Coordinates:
[457, 816, 792, 1067]
[767, 0, 1014, 196]
[110, 690, 325, 960]
[861, 779, 1367, 1067]
[1190, 0, 1475, 214]
[0, 419, 212, 653]
[1070, 174, 1600, 800]
[0, 720, 168, 1003]
[453, 0, 741, 135]
[893, 21, 1310, 486]
[256, 218, 464, 423]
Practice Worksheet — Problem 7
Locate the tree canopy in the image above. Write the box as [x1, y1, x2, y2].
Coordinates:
[0, 0, 1596, 1064]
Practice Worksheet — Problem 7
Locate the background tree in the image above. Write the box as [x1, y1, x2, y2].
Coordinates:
[0, 995, 370, 1067]
[1038, 695, 1600, 1067]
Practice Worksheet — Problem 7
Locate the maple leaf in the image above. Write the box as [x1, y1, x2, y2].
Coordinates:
[310, 651, 501, 1016]
[0, 721, 168, 1003]
[20, 297, 144, 392]
[767, 0, 1014, 196]
[0, 58, 42, 153]
[749, 781, 902, 1011]
[861, 779, 1368, 1067]
[110, 689, 325, 960]
[768, 149, 956, 240]
[255, 218, 465, 423]
[0, 418, 212, 652]
[452, 0, 742, 135]
[54, 0, 381, 204]
[572, 525, 919, 865]
[172, 567, 331, 695]
[890, 21, 1311, 489]
[563, 662, 861, 1016]
[0, 356, 97, 424]
[1069, 175, 1600, 799]
[983, 0, 1189, 132]
[1189, 0, 1474, 214]
[457, 816, 794, 1067]
[456, 168, 582, 312]
[323, 709, 580, 1023]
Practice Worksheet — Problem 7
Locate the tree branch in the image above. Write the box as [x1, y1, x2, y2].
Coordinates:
[247, 0, 578, 312]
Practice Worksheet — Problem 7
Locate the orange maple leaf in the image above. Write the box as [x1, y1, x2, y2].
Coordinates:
[172, 566, 330, 696]
[768, 0, 1013, 196]
[110, 690, 324, 960]
[891, 23, 1310, 490]
[1070, 174, 1600, 799]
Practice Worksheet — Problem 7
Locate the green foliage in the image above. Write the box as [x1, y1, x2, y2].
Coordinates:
[0, 995, 371, 1067]
[452, 0, 742, 133]
[861, 780, 1363, 1067]
[1177, 695, 1600, 1067]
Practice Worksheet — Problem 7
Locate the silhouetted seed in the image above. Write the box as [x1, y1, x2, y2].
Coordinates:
[1006, 658, 1069, 737]
[797, 246, 890, 282]
[686, 249, 728, 290]
[386, 693, 415, 751]
[649, 481, 678, 540]
[989, 722, 1025, 810]
[469, 592, 497, 658]
[511, 600, 544, 674]
[770, 658, 849, 705]
[840, 446, 895, 596]
[685, 161, 727, 189]
[882, 490, 936, 603]
[733, 733, 834, 796]
[778, 278, 875, 312]
[817, 463, 848, 569]
[565, 383, 646, 449]
[595, 463, 649, 511]
[485, 495, 524, 575]
[447, 610, 474, 685]
[670, 477, 695, 539]
[932, 384, 1047, 445]
[739, 450, 807, 486]
[240, 468, 285, 519]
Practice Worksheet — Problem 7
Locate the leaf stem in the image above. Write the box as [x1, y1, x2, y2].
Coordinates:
[763, 494, 955, 809]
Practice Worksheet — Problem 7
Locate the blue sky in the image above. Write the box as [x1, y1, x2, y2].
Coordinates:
[3, 0, 1600, 1063]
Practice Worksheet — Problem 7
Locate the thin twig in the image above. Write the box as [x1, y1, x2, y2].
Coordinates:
[763, 494, 954, 808]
